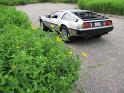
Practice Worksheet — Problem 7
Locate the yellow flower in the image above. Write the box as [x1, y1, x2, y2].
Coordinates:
[32, 24, 38, 26]
[32, 27, 37, 31]
[59, 31, 62, 34]
[81, 52, 88, 57]
[69, 51, 73, 55]
[11, 64, 16, 70]
[16, 45, 19, 49]
[56, 36, 62, 42]
[51, 24, 54, 28]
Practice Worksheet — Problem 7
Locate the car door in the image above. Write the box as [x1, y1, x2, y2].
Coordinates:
[43, 14, 53, 28]
[50, 11, 64, 31]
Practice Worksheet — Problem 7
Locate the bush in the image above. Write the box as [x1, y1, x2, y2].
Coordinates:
[77, 0, 87, 9]
[0, 25, 80, 93]
[0, 6, 31, 30]
[0, 0, 77, 5]
[0, 0, 35, 5]
[78, 0, 124, 16]
[56, 0, 77, 3]
[0, 5, 80, 93]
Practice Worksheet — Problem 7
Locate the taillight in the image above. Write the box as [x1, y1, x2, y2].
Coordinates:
[104, 20, 112, 26]
[82, 22, 92, 29]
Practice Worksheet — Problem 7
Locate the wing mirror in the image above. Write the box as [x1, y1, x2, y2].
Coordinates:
[46, 15, 51, 18]
[75, 19, 79, 22]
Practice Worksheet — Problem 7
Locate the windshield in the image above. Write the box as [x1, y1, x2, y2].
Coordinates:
[73, 12, 99, 19]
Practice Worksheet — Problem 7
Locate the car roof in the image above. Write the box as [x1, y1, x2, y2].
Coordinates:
[58, 9, 92, 13]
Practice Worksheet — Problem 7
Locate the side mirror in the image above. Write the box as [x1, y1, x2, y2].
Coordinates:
[75, 19, 79, 22]
[46, 15, 51, 18]
[51, 15, 58, 19]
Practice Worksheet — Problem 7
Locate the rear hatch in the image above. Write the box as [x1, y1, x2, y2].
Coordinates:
[73, 11, 108, 20]
[73, 11, 112, 29]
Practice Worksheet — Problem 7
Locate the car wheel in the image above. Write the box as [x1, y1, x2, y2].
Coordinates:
[60, 26, 70, 43]
[40, 20, 49, 31]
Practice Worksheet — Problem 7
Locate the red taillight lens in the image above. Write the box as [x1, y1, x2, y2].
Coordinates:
[82, 22, 92, 29]
[104, 20, 112, 26]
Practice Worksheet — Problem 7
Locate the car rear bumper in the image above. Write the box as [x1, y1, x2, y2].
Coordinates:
[69, 26, 114, 37]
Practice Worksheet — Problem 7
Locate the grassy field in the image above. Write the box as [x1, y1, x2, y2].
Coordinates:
[78, 0, 124, 15]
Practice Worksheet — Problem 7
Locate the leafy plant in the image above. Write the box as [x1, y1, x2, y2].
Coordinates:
[78, 0, 124, 15]
[0, 6, 31, 31]
[0, 0, 77, 5]
[0, 25, 80, 93]
[0, 6, 80, 93]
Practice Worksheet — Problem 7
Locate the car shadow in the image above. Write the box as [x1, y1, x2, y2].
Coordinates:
[67, 36, 109, 47]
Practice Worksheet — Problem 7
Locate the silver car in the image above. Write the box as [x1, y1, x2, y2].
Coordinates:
[40, 10, 114, 42]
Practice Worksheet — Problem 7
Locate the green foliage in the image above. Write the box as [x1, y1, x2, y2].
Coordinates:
[56, 0, 77, 3]
[0, 25, 80, 93]
[0, 0, 36, 5]
[78, 0, 87, 9]
[0, 0, 77, 5]
[78, 0, 124, 15]
[0, 6, 80, 93]
[0, 6, 31, 30]
[0, 0, 123, 16]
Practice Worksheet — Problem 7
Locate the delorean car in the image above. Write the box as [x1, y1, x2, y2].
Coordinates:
[40, 10, 114, 42]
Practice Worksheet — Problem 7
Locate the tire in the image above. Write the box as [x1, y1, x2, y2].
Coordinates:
[60, 26, 71, 43]
[40, 19, 49, 31]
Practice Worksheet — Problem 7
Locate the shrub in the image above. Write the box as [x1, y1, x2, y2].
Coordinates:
[0, 0, 35, 5]
[78, 0, 124, 16]
[0, 6, 31, 30]
[0, 5, 80, 93]
[77, 0, 87, 9]
[58, 0, 77, 3]
[0, 25, 80, 93]
[0, 0, 77, 6]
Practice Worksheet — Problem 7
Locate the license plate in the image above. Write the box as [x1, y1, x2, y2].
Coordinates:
[94, 22, 101, 27]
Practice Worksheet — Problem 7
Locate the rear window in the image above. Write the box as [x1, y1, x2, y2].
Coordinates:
[73, 12, 98, 19]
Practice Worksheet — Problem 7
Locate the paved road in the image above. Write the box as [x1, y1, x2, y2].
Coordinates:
[17, 3, 124, 93]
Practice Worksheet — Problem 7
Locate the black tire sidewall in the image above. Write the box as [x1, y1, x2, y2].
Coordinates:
[61, 26, 70, 43]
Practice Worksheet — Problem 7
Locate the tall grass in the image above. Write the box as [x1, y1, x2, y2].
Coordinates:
[78, 0, 124, 15]
[0, 0, 39, 5]
[0, 0, 123, 15]
[0, 0, 77, 6]
[0, 5, 31, 30]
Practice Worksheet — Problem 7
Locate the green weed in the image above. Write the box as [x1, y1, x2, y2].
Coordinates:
[0, 6, 80, 93]
[78, 0, 124, 15]
[0, 0, 77, 6]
